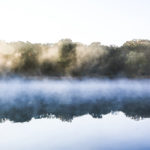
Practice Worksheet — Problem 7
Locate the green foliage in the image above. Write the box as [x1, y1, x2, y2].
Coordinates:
[101, 47, 126, 77]
[58, 39, 76, 75]
[13, 42, 42, 75]
[40, 60, 60, 76]
[0, 39, 150, 77]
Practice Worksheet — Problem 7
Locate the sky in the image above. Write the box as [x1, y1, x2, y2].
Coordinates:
[0, 0, 150, 46]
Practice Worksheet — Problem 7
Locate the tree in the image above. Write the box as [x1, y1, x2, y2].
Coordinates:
[58, 39, 76, 75]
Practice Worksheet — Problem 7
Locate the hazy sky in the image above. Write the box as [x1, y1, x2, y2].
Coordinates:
[0, 0, 150, 46]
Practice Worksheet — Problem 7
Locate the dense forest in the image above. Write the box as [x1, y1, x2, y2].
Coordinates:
[0, 39, 150, 78]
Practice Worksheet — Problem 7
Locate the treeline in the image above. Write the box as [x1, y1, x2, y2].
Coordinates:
[0, 39, 150, 77]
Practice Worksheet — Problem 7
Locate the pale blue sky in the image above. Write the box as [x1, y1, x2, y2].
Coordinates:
[0, 0, 150, 46]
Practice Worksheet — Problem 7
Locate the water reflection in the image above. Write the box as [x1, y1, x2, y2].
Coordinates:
[0, 98, 150, 122]
[0, 78, 150, 123]
[1, 113, 150, 150]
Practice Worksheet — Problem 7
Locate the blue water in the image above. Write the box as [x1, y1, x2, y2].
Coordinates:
[0, 78, 150, 150]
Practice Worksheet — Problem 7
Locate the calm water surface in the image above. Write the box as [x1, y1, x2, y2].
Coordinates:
[0, 113, 150, 150]
[0, 78, 150, 150]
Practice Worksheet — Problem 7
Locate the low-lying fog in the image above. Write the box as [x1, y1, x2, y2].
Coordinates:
[0, 78, 150, 122]
[1, 78, 150, 102]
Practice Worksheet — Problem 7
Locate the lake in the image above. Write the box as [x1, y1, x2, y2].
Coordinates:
[0, 78, 150, 150]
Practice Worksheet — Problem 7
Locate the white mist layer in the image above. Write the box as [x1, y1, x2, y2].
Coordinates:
[0, 78, 150, 104]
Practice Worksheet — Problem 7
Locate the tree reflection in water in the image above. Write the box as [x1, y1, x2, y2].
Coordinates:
[0, 98, 150, 123]
[1, 78, 150, 123]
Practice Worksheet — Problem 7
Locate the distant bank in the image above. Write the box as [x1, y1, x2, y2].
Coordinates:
[0, 39, 150, 78]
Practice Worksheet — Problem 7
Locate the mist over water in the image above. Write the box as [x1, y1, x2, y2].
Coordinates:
[1, 78, 150, 150]
[0, 78, 150, 122]
[0, 78, 150, 102]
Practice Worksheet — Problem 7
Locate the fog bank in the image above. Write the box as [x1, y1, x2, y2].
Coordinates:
[0, 78, 150, 122]
[1, 78, 150, 103]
